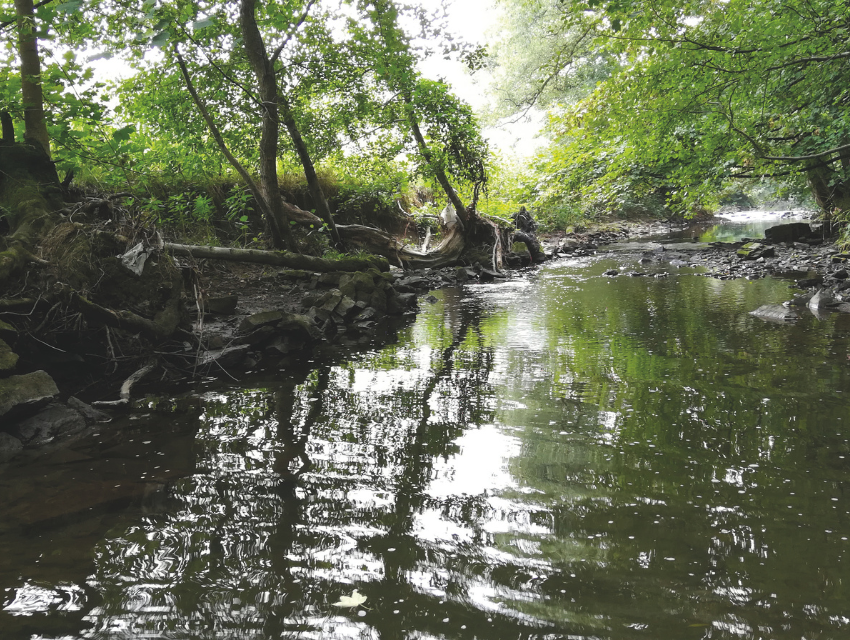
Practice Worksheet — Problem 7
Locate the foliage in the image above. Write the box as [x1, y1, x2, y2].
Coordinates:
[491, 0, 850, 220]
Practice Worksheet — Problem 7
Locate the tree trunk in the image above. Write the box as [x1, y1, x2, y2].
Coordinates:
[13, 0, 50, 157]
[162, 242, 389, 272]
[240, 0, 298, 252]
[279, 98, 344, 248]
[406, 103, 468, 227]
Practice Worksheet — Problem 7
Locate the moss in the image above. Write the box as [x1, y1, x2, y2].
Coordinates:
[0, 338, 18, 374]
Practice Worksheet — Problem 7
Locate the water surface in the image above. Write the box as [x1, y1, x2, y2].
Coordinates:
[3, 250, 850, 640]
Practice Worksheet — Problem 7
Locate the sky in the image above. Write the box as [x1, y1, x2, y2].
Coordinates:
[416, 0, 545, 158]
[84, 0, 544, 158]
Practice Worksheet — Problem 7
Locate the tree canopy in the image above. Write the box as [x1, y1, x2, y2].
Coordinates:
[490, 0, 850, 219]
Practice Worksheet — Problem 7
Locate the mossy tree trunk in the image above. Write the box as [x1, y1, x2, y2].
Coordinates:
[0, 144, 60, 284]
[13, 0, 51, 157]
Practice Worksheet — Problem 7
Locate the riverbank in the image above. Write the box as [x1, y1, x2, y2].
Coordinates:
[0, 213, 843, 464]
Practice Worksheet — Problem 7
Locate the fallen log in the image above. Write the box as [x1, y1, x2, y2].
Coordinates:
[162, 242, 389, 273]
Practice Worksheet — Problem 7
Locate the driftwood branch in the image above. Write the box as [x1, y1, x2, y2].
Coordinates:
[162, 242, 389, 272]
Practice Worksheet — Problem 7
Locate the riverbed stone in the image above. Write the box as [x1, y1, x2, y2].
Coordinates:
[0, 338, 18, 374]
[278, 312, 322, 339]
[67, 396, 112, 423]
[10, 402, 86, 446]
[809, 289, 838, 310]
[200, 344, 252, 368]
[239, 310, 284, 334]
[765, 222, 812, 243]
[334, 296, 359, 320]
[737, 242, 775, 260]
[0, 432, 23, 463]
[0, 370, 60, 421]
[0, 320, 16, 342]
[750, 304, 798, 323]
[236, 324, 276, 346]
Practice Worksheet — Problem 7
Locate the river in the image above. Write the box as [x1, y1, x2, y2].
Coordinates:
[3, 216, 850, 639]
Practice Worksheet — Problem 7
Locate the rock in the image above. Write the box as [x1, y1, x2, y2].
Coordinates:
[67, 396, 112, 423]
[809, 289, 838, 310]
[369, 287, 388, 312]
[832, 269, 849, 280]
[604, 269, 619, 276]
[797, 276, 823, 289]
[750, 304, 798, 323]
[737, 242, 775, 260]
[789, 292, 814, 306]
[277, 312, 322, 340]
[238, 310, 284, 334]
[265, 336, 297, 355]
[204, 295, 238, 315]
[764, 222, 812, 243]
[0, 370, 60, 421]
[236, 324, 276, 346]
[0, 338, 18, 374]
[387, 292, 417, 315]
[318, 272, 343, 287]
[0, 431, 23, 462]
[200, 344, 252, 368]
[319, 290, 344, 313]
[10, 402, 86, 447]
[0, 319, 17, 342]
[334, 296, 359, 320]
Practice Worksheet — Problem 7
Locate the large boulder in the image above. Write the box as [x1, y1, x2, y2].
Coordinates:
[9, 402, 86, 447]
[0, 370, 59, 421]
[0, 432, 23, 463]
[764, 223, 812, 243]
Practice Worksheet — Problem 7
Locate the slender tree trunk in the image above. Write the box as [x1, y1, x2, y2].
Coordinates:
[239, 0, 298, 252]
[279, 98, 343, 248]
[14, 0, 50, 157]
[405, 102, 468, 226]
[174, 46, 288, 250]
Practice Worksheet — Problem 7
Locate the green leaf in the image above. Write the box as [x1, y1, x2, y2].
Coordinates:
[192, 18, 215, 30]
[150, 31, 171, 48]
[112, 125, 136, 142]
[55, 0, 84, 14]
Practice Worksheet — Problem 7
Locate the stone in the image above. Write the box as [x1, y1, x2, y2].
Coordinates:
[0, 319, 17, 342]
[764, 222, 812, 243]
[0, 338, 18, 374]
[809, 289, 838, 311]
[204, 295, 238, 315]
[0, 432, 23, 463]
[750, 304, 798, 323]
[369, 287, 388, 312]
[832, 269, 849, 280]
[10, 402, 86, 447]
[354, 307, 379, 322]
[318, 272, 342, 287]
[737, 242, 775, 260]
[277, 312, 322, 340]
[307, 306, 332, 324]
[387, 292, 417, 315]
[236, 324, 276, 346]
[797, 276, 823, 289]
[200, 344, 252, 368]
[238, 310, 284, 334]
[604, 269, 619, 276]
[334, 296, 359, 320]
[67, 396, 112, 423]
[0, 370, 59, 421]
[319, 290, 343, 313]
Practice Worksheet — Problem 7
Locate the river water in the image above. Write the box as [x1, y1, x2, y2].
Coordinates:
[3, 218, 850, 640]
